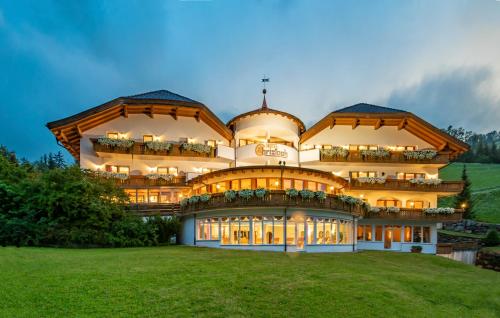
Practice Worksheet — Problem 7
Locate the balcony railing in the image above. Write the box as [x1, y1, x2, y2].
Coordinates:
[319, 150, 450, 164]
[117, 175, 188, 187]
[348, 179, 464, 193]
[181, 190, 364, 215]
[127, 203, 181, 216]
[363, 208, 464, 221]
[91, 138, 216, 158]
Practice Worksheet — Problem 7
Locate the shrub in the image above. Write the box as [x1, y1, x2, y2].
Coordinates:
[482, 230, 500, 247]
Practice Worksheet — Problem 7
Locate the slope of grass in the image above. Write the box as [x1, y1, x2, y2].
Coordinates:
[439, 163, 500, 223]
[0, 246, 499, 317]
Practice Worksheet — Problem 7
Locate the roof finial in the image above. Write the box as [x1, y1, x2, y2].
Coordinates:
[261, 76, 270, 109]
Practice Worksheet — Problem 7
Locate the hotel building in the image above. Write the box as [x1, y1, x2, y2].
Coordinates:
[47, 89, 468, 253]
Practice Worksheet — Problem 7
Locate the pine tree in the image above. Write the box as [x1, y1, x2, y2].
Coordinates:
[455, 165, 473, 219]
[47, 153, 57, 170]
[53, 151, 66, 168]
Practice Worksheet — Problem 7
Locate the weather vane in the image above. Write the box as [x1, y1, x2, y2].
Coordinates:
[261, 76, 270, 109]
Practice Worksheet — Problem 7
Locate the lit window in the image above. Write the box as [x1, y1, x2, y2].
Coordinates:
[256, 178, 266, 188]
[365, 225, 372, 241]
[107, 132, 119, 139]
[106, 165, 129, 174]
[240, 179, 252, 189]
[423, 226, 431, 243]
[206, 140, 216, 147]
[404, 226, 412, 242]
[393, 225, 401, 242]
[375, 225, 383, 241]
[143, 135, 154, 142]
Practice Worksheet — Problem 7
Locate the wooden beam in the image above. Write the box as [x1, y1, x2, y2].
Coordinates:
[374, 119, 383, 130]
[75, 125, 83, 138]
[398, 118, 407, 130]
[329, 118, 336, 129]
[60, 131, 69, 143]
[195, 111, 201, 122]
[352, 118, 359, 129]
[148, 106, 155, 118]
[122, 105, 128, 118]
[438, 142, 448, 151]
[170, 108, 178, 120]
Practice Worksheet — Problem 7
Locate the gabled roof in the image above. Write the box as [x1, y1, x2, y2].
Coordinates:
[46, 90, 233, 160]
[126, 90, 201, 104]
[334, 103, 408, 114]
[301, 103, 469, 156]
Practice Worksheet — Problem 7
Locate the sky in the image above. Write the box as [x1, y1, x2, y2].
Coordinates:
[1, 0, 500, 161]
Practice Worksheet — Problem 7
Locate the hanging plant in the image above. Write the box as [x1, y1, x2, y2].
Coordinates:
[299, 189, 315, 200]
[145, 140, 172, 152]
[224, 190, 237, 202]
[238, 189, 254, 200]
[99, 171, 129, 180]
[356, 177, 386, 184]
[423, 207, 455, 214]
[188, 196, 200, 204]
[97, 137, 135, 149]
[409, 178, 442, 185]
[360, 149, 390, 158]
[403, 150, 437, 160]
[286, 188, 299, 198]
[200, 194, 211, 202]
[315, 191, 327, 201]
[181, 143, 213, 154]
[255, 188, 267, 198]
[321, 147, 349, 158]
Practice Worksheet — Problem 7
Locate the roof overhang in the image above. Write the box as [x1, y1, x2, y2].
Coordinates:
[300, 111, 470, 156]
[46, 98, 233, 160]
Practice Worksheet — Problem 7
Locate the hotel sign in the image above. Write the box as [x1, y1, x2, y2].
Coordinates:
[255, 143, 288, 158]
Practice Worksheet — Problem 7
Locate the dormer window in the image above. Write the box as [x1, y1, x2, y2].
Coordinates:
[107, 132, 119, 139]
[143, 135, 154, 142]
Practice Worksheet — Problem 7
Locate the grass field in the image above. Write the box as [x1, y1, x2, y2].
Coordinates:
[0, 246, 499, 317]
[439, 163, 500, 223]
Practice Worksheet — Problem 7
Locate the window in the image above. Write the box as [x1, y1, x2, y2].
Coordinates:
[106, 165, 130, 174]
[423, 226, 431, 243]
[393, 225, 401, 242]
[196, 218, 219, 240]
[406, 200, 427, 209]
[349, 145, 378, 151]
[413, 226, 422, 243]
[206, 140, 216, 147]
[307, 181, 316, 191]
[283, 179, 293, 190]
[137, 189, 147, 203]
[124, 189, 137, 203]
[143, 135, 153, 142]
[324, 219, 333, 244]
[253, 216, 263, 244]
[157, 167, 178, 175]
[230, 180, 240, 190]
[376, 199, 402, 207]
[375, 225, 383, 241]
[404, 226, 412, 242]
[365, 225, 372, 241]
[230, 217, 239, 244]
[307, 217, 314, 244]
[149, 189, 159, 203]
[238, 179, 250, 189]
[357, 225, 364, 241]
[107, 132, 119, 139]
[221, 218, 230, 244]
[263, 216, 274, 244]
[396, 172, 426, 180]
[273, 216, 284, 244]
[256, 178, 267, 188]
[350, 171, 377, 179]
[295, 180, 304, 190]
[239, 217, 250, 245]
[286, 216, 296, 245]
[239, 139, 247, 147]
[269, 178, 280, 190]
[331, 219, 338, 244]
[316, 218, 325, 244]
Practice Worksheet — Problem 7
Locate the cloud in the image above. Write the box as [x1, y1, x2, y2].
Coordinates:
[385, 66, 500, 132]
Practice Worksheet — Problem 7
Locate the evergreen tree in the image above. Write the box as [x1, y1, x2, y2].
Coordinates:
[47, 153, 57, 170]
[53, 151, 66, 168]
[455, 165, 473, 219]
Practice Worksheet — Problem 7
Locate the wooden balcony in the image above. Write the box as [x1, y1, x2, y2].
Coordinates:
[117, 175, 188, 187]
[319, 150, 450, 164]
[181, 190, 365, 215]
[348, 179, 464, 193]
[91, 138, 216, 158]
[363, 208, 463, 221]
[127, 203, 181, 216]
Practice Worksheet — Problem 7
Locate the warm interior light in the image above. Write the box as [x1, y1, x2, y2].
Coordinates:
[274, 181, 279, 186]
[360, 194, 364, 198]
[178, 194, 183, 198]
[461, 203, 466, 208]
[330, 186, 334, 190]
[410, 202, 415, 207]
[216, 184, 221, 189]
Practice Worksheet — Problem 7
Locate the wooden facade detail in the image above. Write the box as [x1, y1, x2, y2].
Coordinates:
[319, 150, 451, 164]
[348, 179, 464, 193]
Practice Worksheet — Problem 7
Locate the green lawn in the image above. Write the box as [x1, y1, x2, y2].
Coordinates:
[0, 247, 499, 317]
[439, 163, 500, 223]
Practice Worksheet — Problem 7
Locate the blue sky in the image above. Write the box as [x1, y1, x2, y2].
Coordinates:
[1, 0, 500, 161]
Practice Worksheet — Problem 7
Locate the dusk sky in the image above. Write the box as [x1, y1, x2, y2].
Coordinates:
[1, 0, 500, 161]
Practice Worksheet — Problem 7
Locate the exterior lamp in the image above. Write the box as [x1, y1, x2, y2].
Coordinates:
[216, 184, 221, 189]
[410, 202, 415, 208]
[461, 203, 466, 209]
[278, 161, 286, 190]
[178, 194, 183, 198]
[360, 194, 364, 198]
[274, 181, 279, 186]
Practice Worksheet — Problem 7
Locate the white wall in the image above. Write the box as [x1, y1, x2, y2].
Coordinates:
[302, 125, 434, 150]
[234, 113, 300, 146]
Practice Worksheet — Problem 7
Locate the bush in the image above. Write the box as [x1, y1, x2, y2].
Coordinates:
[482, 230, 500, 247]
[147, 215, 181, 244]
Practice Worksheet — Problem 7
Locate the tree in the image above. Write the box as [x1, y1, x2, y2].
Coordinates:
[455, 165, 473, 219]
[53, 151, 66, 168]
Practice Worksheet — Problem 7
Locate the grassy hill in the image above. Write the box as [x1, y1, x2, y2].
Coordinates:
[0, 246, 499, 317]
[439, 163, 500, 223]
